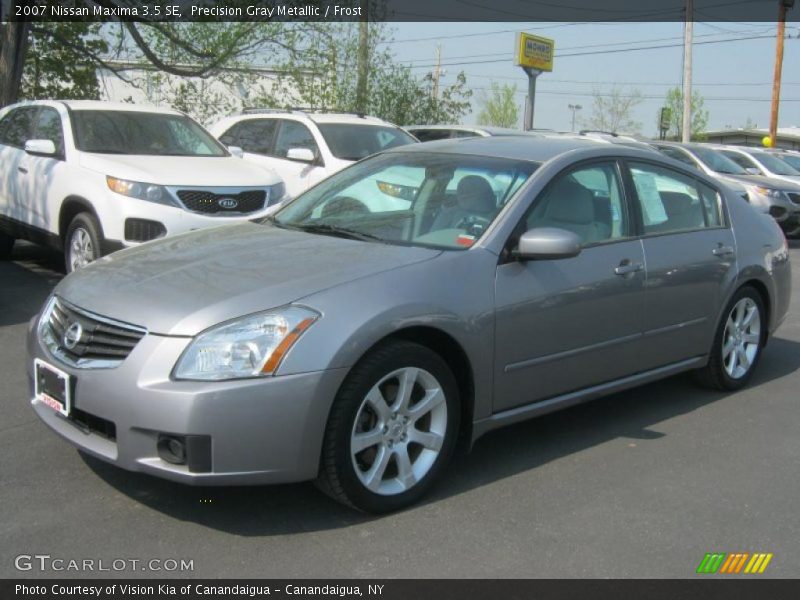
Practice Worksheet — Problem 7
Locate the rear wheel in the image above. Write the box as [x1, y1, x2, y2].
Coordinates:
[317, 340, 460, 513]
[695, 286, 765, 391]
[65, 212, 102, 274]
[0, 231, 14, 259]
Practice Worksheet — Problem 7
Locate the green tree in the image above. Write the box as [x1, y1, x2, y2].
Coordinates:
[266, 22, 471, 126]
[665, 87, 709, 140]
[476, 82, 519, 128]
[21, 23, 107, 101]
[582, 86, 643, 134]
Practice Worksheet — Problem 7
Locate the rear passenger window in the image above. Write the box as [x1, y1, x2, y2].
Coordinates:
[629, 162, 723, 234]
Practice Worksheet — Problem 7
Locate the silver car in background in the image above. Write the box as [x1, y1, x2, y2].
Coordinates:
[651, 141, 800, 237]
[28, 137, 791, 512]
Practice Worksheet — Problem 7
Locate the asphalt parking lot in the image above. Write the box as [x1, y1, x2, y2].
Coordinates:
[1, 240, 799, 579]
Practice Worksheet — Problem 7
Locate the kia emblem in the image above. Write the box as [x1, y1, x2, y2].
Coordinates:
[218, 197, 239, 209]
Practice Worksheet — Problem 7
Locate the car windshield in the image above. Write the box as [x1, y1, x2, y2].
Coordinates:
[691, 147, 747, 174]
[316, 123, 417, 161]
[71, 110, 227, 156]
[271, 151, 537, 250]
[777, 153, 800, 170]
[753, 151, 800, 176]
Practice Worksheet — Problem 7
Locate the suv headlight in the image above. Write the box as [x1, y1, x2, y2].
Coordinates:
[173, 307, 319, 380]
[747, 185, 785, 200]
[107, 176, 176, 206]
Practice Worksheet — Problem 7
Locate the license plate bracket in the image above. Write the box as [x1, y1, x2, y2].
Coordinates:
[34, 358, 72, 417]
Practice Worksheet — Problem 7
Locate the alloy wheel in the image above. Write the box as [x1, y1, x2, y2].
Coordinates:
[722, 297, 761, 379]
[68, 227, 95, 271]
[350, 367, 448, 496]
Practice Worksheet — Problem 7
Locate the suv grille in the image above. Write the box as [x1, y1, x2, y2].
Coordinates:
[787, 192, 800, 206]
[176, 190, 266, 214]
[41, 297, 146, 369]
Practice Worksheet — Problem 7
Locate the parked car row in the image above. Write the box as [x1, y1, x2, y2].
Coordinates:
[649, 142, 800, 237]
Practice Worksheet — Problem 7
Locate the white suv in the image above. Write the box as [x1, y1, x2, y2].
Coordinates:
[0, 101, 286, 272]
[208, 109, 417, 198]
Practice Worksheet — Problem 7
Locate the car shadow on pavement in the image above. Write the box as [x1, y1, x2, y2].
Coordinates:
[80, 335, 800, 535]
[0, 244, 63, 327]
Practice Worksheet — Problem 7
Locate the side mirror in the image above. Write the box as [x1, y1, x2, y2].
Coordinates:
[24, 139, 57, 157]
[745, 167, 761, 175]
[514, 227, 582, 261]
[286, 147, 316, 163]
[227, 145, 244, 158]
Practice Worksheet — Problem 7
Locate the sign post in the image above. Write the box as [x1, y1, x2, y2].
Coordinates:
[515, 33, 554, 131]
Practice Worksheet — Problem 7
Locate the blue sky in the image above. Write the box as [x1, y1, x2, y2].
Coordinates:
[385, 21, 800, 134]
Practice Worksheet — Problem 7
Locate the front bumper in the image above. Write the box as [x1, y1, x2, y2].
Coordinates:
[27, 316, 347, 485]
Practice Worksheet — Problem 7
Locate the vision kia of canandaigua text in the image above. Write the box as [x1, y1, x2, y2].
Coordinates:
[27, 137, 791, 513]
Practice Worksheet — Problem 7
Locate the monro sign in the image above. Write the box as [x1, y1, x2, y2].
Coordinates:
[515, 32, 555, 72]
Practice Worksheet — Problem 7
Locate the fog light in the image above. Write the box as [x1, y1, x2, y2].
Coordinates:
[157, 435, 186, 465]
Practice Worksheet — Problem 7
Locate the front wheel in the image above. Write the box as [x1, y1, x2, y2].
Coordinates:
[64, 212, 102, 274]
[317, 340, 460, 513]
[695, 286, 765, 390]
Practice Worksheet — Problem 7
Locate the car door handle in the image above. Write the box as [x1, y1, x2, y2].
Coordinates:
[614, 260, 643, 276]
[18, 166, 28, 174]
[712, 245, 735, 257]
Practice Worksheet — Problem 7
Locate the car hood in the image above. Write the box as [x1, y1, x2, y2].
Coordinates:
[78, 153, 281, 186]
[721, 173, 800, 191]
[54, 224, 440, 336]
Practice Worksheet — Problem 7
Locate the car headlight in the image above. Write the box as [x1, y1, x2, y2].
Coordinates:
[268, 181, 287, 207]
[173, 307, 319, 380]
[107, 176, 176, 206]
[747, 186, 785, 200]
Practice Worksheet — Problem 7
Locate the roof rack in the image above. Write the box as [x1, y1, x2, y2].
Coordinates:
[241, 107, 369, 119]
[578, 129, 620, 137]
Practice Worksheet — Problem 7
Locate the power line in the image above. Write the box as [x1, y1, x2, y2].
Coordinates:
[470, 86, 800, 102]
[407, 33, 778, 69]
[401, 29, 773, 65]
[462, 74, 800, 87]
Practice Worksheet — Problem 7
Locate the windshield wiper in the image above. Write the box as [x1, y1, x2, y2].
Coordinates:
[291, 223, 385, 243]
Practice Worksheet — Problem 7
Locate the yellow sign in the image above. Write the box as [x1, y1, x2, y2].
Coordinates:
[515, 32, 555, 72]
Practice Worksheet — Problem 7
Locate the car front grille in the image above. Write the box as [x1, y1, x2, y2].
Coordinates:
[40, 297, 147, 369]
[176, 189, 267, 215]
[787, 192, 800, 206]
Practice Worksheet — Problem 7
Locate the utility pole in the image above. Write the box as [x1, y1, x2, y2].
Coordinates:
[431, 45, 442, 100]
[355, 0, 369, 115]
[769, 0, 794, 147]
[681, 0, 693, 142]
[568, 103, 582, 132]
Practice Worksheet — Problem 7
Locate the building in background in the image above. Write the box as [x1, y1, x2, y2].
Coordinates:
[703, 127, 800, 151]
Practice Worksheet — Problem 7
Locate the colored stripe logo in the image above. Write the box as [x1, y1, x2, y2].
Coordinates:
[697, 553, 773, 574]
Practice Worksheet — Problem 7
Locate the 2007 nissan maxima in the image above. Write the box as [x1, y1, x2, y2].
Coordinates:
[28, 137, 791, 513]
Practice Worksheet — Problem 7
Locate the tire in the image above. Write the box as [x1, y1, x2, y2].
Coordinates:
[694, 286, 766, 391]
[317, 340, 460, 513]
[64, 212, 102, 274]
[0, 231, 14, 260]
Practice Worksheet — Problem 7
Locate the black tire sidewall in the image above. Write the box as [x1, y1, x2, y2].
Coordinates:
[64, 213, 102, 273]
[326, 341, 460, 513]
[710, 286, 766, 390]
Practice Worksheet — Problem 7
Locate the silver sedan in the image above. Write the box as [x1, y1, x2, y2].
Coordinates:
[28, 137, 792, 513]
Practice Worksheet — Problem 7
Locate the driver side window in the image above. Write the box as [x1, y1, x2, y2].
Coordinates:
[525, 162, 628, 246]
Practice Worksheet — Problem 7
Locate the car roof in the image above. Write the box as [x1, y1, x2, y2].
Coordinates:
[406, 124, 550, 136]
[61, 100, 184, 115]
[386, 134, 657, 163]
[235, 109, 393, 126]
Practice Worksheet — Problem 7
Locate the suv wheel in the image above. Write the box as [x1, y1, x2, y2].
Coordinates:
[317, 340, 460, 513]
[0, 231, 14, 260]
[65, 213, 102, 273]
[695, 286, 765, 391]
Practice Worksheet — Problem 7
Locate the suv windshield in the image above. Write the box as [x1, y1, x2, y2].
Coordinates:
[691, 147, 747, 174]
[317, 123, 417, 161]
[272, 151, 537, 250]
[72, 110, 227, 156]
